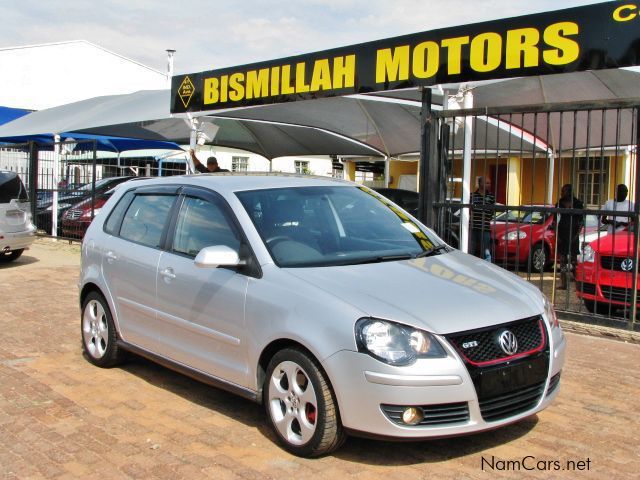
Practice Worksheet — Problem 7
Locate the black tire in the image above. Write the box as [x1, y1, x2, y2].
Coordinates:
[81, 291, 124, 367]
[0, 249, 24, 263]
[583, 299, 612, 315]
[264, 348, 345, 457]
[528, 243, 549, 273]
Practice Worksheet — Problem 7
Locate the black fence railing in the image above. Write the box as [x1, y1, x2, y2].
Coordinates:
[434, 102, 640, 330]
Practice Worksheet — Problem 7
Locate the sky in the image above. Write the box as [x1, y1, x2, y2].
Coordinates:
[0, 0, 608, 75]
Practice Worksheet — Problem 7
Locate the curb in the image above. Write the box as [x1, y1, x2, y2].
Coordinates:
[559, 319, 640, 344]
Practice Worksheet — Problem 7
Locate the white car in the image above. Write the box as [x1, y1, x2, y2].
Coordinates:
[79, 174, 565, 457]
[0, 170, 36, 262]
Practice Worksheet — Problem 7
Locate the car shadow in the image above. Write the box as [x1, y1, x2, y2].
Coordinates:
[0, 254, 39, 269]
[119, 354, 538, 464]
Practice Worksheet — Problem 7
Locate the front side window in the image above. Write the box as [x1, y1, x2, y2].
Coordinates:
[237, 186, 443, 267]
[172, 196, 240, 257]
[119, 194, 174, 248]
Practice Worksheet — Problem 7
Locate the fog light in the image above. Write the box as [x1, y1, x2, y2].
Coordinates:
[402, 407, 424, 425]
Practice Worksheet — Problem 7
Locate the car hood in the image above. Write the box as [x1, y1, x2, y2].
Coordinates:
[491, 222, 533, 235]
[285, 251, 544, 335]
[590, 231, 636, 256]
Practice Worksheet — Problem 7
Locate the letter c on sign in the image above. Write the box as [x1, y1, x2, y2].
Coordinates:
[613, 5, 638, 22]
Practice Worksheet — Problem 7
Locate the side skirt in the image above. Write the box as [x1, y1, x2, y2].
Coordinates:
[116, 340, 260, 403]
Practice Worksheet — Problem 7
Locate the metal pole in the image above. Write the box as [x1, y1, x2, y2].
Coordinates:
[460, 88, 474, 253]
[52, 134, 61, 237]
[418, 87, 438, 227]
[384, 156, 390, 187]
[629, 108, 640, 327]
[28, 141, 38, 222]
[166, 49, 176, 88]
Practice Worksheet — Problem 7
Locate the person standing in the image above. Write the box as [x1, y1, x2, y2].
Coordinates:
[470, 176, 495, 261]
[555, 184, 584, 290]
[189, 149, 229, 173]
[601, 184, 634, 234]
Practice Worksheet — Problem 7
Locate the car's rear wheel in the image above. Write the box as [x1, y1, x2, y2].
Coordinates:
[0, 249, 24, 263]
[264, 348, 345, 457]
[583, 299, 613, 315]
[81, 291, 124, 367]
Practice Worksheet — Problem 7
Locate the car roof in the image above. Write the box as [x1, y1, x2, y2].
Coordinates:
[123, 173, 354, 194]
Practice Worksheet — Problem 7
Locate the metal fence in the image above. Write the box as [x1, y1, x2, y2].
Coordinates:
[2, 140, 189, 240]
[432, 100, 640, 330]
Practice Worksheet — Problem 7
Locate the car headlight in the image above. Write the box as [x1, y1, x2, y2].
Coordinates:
[355, 318, 446, 366]
[579, 244, 595, 263]
[543, 294, 560, 329]
[501, 230, 527, 241]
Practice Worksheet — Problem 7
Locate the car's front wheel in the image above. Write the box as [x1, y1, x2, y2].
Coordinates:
[264, 348, 345, 457]
[0, 249, 24, 263]
[81, 291, 124, 367]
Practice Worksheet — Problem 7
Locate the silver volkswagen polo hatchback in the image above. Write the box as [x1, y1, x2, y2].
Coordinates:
[79, 174, 565, 457]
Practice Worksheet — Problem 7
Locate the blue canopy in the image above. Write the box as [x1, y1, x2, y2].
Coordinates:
[0, 105, 183, 153]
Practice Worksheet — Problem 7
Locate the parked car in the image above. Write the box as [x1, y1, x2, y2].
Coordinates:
[492, 206, 602, 272]
[36, 176, 133, 234]
[575, 229, 638, 314]
[372, 187, 418, 216]
[60, 193, 110, 239]
[80, 175, 565, 457]
[0, 170, 36, 262]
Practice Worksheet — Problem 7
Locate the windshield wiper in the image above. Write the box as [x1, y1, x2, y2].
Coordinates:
[414, 245, 449, 258]
[330, 253, 414, 266]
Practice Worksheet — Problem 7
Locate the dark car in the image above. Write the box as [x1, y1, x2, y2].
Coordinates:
[35, 176, 133, 234]
[373, 188, 418, 215]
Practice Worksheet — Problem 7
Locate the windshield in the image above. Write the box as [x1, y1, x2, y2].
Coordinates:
[494, 209, 548, 224]
[236, 185, 444, 267]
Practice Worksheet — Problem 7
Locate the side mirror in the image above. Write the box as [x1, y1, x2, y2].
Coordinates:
[194, 245, 243, 268]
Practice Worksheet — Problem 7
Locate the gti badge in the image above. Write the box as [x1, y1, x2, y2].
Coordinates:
[498, 330, 518, 355]
[620, 258, 634, 272]
[462, 340, 479, 349]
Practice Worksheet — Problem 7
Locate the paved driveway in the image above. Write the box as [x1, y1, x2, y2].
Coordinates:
[1, 239, 639, 479]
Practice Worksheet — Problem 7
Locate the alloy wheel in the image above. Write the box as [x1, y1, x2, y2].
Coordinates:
[82, 299, 109, 359]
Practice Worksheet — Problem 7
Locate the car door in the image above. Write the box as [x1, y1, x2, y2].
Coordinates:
[101, 186, 178, 352]
[155, 187, 250, 388]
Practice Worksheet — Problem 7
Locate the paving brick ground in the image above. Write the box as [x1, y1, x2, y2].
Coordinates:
[1, 238, 639, 479]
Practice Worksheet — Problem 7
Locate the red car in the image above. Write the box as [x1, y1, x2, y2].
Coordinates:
[575, 231, 638, 314]
[491, 207, 602, 272]
[60, 193, 111, 239]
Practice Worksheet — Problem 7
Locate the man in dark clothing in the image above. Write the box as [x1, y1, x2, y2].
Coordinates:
[189, 149, 230, 173]
[555, 184, 584, 289]
[470, 176, 496, 261]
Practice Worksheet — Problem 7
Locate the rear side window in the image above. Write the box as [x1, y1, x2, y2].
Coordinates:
[0, 172, 28, 203]
[172, 196, 241, 257]
[104, 190, 134, 235]
[120, 194, 174, 248]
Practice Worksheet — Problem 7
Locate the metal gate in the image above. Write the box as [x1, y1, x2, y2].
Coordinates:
[430, 99, 640, 330]
[2, 140, 189, 240]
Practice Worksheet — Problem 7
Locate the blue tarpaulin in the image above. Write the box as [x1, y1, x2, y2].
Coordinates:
[0, 105, 183, 153]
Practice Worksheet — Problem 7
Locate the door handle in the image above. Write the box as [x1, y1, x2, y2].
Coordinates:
[105, 251, 117, 263]
[160, 268, 176, 280]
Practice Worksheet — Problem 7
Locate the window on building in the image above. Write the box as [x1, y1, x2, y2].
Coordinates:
[295, 161, 310, 174]
[232, 156, 249, 172]
[576, 156, 610, 207]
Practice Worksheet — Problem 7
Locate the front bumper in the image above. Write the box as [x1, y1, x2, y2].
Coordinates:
[323, 327, 566, 439]
[575, 262, 640, 307]
[1, 225, 36, 252]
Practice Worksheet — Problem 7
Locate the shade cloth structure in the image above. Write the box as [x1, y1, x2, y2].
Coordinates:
[368, 69, 640, 151]
[0, 106, 31, 125]
[0, 90, 384, 159]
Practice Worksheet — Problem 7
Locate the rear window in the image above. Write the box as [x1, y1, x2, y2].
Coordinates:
[0, 172, 29, 203]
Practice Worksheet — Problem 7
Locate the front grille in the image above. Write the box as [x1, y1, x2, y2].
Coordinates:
[446, 316, 545, 366]
[66, 209, 82, 219]
[546, 372, 561, 396]
[381, 402, 469, 427]
[600, 256, 636, 272]
[576, 282, 596, 295]
[479, 381, 545, 422]
[600, 286, 640, 304]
